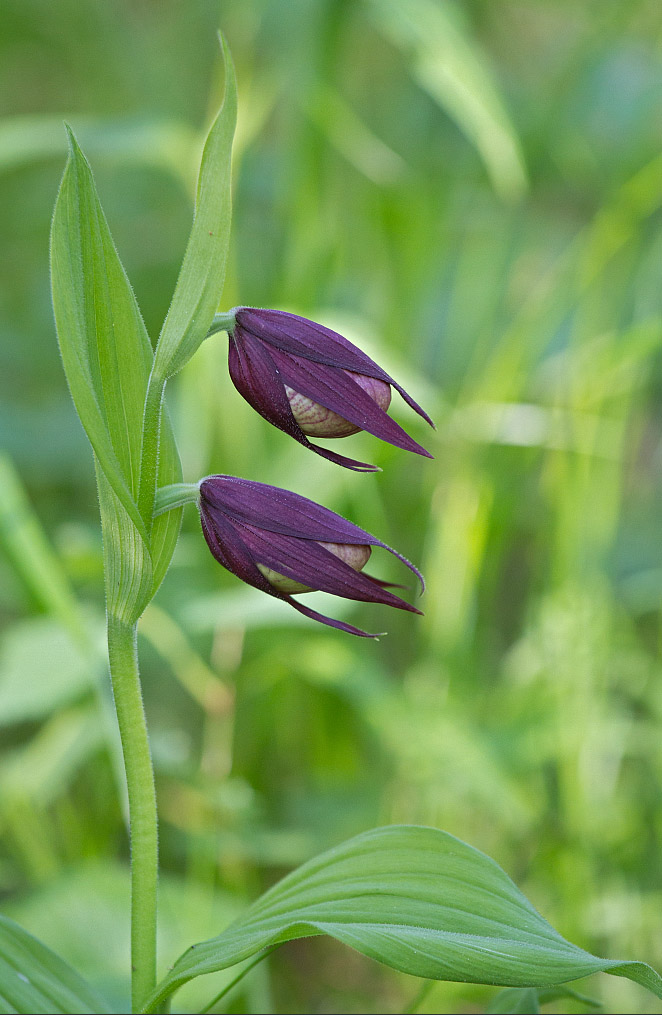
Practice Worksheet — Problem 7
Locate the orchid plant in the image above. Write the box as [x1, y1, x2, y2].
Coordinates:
[2, 33, 660, 1015]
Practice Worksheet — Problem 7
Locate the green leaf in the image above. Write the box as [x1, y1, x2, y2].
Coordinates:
[51, 127, 183, 617]
[0, 914, 110, 1014]
[95, 464, 153, 624]
[152, 33, 237, 381]
[142, 826, 662, 1012]
[369, 0, 527, 202]
[51, 127, 151, 531]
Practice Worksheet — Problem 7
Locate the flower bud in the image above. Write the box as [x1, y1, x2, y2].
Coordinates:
[198, 475, 424, 637]
[226, 307, 434, 472]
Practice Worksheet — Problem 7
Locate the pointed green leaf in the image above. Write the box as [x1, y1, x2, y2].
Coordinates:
[51, 127, 183, 614]
[51, 127, 151, 530]
[0, 914, 110, 1014]
[152, 33, 237, 380]
[143, 826, 662, 1013]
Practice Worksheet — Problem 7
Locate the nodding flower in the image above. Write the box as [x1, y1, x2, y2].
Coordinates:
[223, 307, 434, 472]
[198, 475, 425, 638]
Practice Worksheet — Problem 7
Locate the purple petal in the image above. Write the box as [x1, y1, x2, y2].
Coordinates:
[200, 502, 275, 595]
[201, 493, 389, 637]
[229, 332, 380, 472]
[268, 346, 432, 458]
[239, 524, 422, 613]
[235, 308, 435, 428]
[199, 476, 425, 593]
[283, 597, 383, 638]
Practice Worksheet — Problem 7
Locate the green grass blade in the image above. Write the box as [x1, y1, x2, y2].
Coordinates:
[369, 0, 527, 201]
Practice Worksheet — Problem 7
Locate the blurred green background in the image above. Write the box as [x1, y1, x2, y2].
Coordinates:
[2, 1, 662, 1012]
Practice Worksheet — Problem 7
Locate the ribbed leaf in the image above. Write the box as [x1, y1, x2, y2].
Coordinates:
[0, 914, 110, 1014]
[51, 128, 154, 505]
[95, 464, 153, 624]
[143, 826, 662, 1012]
[51, 128, 182, 618]
[152, 33, 237, 380]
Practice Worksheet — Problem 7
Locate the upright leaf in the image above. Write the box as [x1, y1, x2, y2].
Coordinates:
[143, 826, 662, 1012]
[51, 129, 151, 525]
[51, 128, 182, 617]
[152, 33, 237, 381]
[0, 914, 110, 1014]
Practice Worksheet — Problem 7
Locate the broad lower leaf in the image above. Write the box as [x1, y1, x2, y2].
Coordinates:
[152, 33, 237, 381]
[143, 825, 662, 1012]
[0, 914, 110, 1014]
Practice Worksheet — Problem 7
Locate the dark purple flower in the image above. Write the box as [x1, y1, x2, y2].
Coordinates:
[199, 475, 424, 638]
[227, 307, 434, 472]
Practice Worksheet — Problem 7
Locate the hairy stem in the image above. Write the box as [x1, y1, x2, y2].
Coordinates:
[137, 370, 166, 531]
[153, 482, 200, 517]
[207, 308, 237, 337]
[107, 615, 158, 1013]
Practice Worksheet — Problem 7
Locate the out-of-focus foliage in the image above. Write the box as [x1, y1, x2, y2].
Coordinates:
[1, 1, 662, 1012]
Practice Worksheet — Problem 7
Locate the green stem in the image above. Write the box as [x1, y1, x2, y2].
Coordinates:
[107, 615, 158, 1013]
[153, 482, 200, 517]
[137, 370, 166, 531]
[138, 310, 236, 530]
[207, 309, 238, 337]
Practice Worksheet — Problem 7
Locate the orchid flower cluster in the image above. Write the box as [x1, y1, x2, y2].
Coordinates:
[200, 306, 433, 637]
